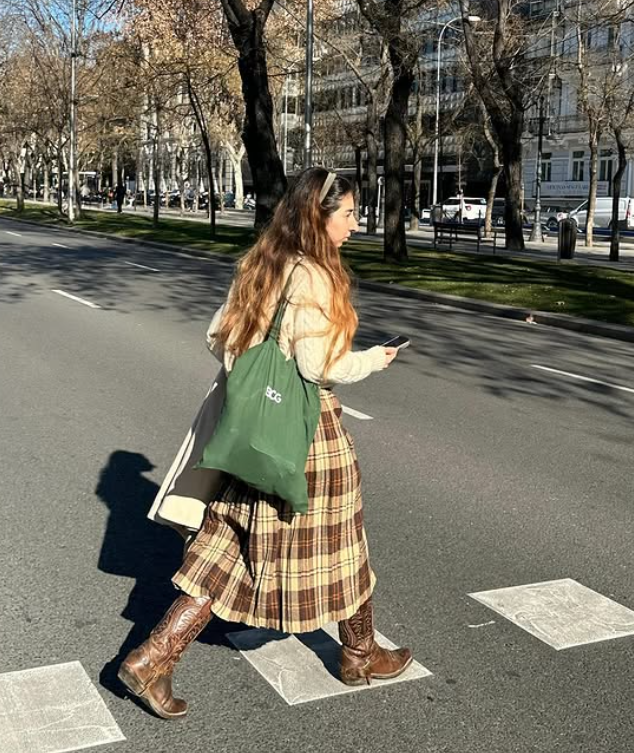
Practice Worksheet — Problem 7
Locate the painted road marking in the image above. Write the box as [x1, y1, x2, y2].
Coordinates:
[51, 290, 101, 309]
[470, 578, 634, 650]
[531, 364, 634, 395]
[227, 623, 430, 705]
[6, 230, 22, 237]
[0, 661, 125, 752]
[342, 405, 373, 420]
[123, 260, 160, 272]
[52, 242, 69, 249]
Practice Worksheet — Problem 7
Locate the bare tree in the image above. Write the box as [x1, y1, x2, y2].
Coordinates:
[219, 0, 287, 229]
[604, 9, 634, 261]
[357, 0, 429, 261]
[459, 0, 557, 251]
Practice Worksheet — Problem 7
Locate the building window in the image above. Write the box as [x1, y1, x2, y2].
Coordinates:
[541, 153, 552, 182]
[572, 150, 585, 181]
[599, 150, 614, 182]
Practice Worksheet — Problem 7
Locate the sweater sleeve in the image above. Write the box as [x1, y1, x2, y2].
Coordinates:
[291, 266, 386, 385]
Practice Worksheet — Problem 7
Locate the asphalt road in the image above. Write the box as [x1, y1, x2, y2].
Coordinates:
[1, 216, 634, 753]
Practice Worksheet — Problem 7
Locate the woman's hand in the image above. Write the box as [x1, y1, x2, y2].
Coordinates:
[383, 347, 398, 368]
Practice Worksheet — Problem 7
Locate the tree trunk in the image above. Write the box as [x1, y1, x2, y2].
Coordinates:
[409, 150, 422, 232]
[57, 150, 64, 213]
[194, 153, 200, 212]
[482, 113, 502, 238]
[185, 75, 216, 235]
[234, 158, 244, 210]
[153, 110, 161, 228]
[111, 150, 118, 189]
[43, 160, 50, 204]
[499, 120, 525, 251]
[383, 66, 413, 262]
[170, 147, 177, 192]
[201, 131, 217, 237]
[485, 166, 502, 237]
[354, 145, 362, 218]
[215, 165, 224, 214]
[609, 128, 626, 262]
[226, 143, 246, 210]
[585, 130, 599, 247]
[16, 167, 25, 213]
[365, 101, 379, 235]
[178, 147, 186, 215]
[136, 143, 144, 206]
[220, 1, 286, 229]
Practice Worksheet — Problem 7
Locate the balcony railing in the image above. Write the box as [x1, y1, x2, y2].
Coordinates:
[527, 113, 588, 135]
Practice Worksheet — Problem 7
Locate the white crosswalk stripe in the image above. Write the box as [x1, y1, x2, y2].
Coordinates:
[226, 623, 431, 705]
[0, 661, 125, 752]
[469, 578, 634, 650]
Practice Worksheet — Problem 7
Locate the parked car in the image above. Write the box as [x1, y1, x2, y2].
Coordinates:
[536, 205, 569, 230]
[569, 197, 634, 230]
[167, 190, 181, 208]
[491, 198, 506, 226]
[437, 196, 487, 223]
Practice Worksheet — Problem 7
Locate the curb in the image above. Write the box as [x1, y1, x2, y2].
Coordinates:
[3, 213, 634, 345]
[357, 279, 634, 344]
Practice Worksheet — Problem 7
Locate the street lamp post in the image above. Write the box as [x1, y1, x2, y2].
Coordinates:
[529, 95, 546, 242]
[68, 0, 77, 222]
[18, 143, 27, 213]
[282, 66, 298, 175]
[432, 15, 480, 207]
[303, 0, 314, 169]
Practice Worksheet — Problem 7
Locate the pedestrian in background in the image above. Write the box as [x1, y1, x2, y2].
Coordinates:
[115, 183, 126, 213]
[117, 167, 412, 719]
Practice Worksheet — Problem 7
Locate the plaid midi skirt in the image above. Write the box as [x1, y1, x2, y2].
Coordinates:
[171, 389, 376, 634]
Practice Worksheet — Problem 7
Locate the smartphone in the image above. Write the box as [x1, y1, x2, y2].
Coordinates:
[382, 335, 411, 350]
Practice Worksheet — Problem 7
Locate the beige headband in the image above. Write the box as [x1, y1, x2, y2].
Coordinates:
[319, 171, 337, 203]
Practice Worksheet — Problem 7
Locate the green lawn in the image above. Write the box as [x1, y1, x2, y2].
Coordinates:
[0, 200, 253, 256]
[3, 199, 634, 328]
[344, 244, 634, 327]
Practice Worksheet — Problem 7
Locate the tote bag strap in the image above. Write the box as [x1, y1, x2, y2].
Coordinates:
[267, 261, 303, 344]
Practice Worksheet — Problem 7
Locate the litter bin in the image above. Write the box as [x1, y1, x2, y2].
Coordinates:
[558, 218, 577, 259]
[431, 206, 443, 226]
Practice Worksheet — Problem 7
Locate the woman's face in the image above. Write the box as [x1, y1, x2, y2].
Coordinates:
[326, 193, 359, 248]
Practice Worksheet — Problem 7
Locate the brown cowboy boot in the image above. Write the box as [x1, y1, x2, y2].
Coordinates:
[117, 594, 213, 719]
[338, 598, 413, 686]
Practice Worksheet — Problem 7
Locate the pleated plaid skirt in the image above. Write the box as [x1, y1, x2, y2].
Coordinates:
[171, 389, 376, 634]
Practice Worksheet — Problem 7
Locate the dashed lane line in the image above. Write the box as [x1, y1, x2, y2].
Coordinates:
[531, 364, 634, 395]
[123, 260, 160, 272]
[342, 405, 373, 420]
[5, 230, 22, 237]
[51, 290, 101, 309]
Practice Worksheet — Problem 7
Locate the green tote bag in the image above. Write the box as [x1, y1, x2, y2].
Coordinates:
[196, 268, 321, 513]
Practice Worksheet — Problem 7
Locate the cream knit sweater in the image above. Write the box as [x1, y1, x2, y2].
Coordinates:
[207, 260, 386, 385]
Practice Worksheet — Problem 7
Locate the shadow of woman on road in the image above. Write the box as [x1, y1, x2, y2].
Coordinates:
[95, 450, 234, 700]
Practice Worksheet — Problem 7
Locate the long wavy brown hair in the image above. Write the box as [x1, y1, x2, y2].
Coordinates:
[216, 167, 358, 375]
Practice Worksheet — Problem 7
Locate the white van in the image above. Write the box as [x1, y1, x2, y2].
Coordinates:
[438, 196, 487, 222]
[569, 197, 634, 229]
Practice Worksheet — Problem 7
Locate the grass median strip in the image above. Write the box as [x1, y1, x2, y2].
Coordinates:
[344, 243, 634, 328]
[0, 200, 252, 256]
[3, 200, 634, 328]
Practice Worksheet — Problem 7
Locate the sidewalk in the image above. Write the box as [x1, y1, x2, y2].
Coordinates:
[31, 199, 634, 269]
[105, 202, 634, 271]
